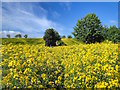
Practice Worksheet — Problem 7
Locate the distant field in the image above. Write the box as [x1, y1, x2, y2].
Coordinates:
[1, 38, 83, 46]
[2, 38, 45, 45]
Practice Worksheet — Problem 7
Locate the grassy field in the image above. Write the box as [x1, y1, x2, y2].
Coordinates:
[2, 38, 84, 46]
[2, 38, 45, 45]
[0, 38, 120, 89]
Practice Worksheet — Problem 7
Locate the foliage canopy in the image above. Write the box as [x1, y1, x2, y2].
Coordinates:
[72, 13, 104, 43]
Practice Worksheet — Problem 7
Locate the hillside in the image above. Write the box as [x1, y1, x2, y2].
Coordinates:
[2, 38, 45, 45]
[61, 38, 84, 45]
[2, 38, 83, 46]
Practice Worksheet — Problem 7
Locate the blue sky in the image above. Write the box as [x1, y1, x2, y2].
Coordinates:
[1, 2, 118, 38]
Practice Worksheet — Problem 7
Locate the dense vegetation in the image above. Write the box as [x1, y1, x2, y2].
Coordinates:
[72, 13, 119, 44]
[102, 25, 120, 43]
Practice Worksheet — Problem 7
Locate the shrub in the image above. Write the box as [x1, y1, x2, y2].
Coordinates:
[15, 34, 22, 38]
[24, 34, 28, 38]
[67, 35, 72, 38]
[6, 34, 10, 38]
[62, 35, 66, 38]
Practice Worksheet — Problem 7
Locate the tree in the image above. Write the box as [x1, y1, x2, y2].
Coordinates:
[62, 35, 66, 38]
[24, 34, 28, 38]
[67, 35, 72, 38]
[101, 25, 109, 39]
[6, 34, 10, 38]
[15, 34, 22, 38]
[72, 13, 104, 43]
[43, 28, 61, 46]
[105, 25, 120, 43]
[54, 30, 61, 41]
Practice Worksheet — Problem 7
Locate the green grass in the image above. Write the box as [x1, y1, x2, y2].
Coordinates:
[2, 38, 84, 46]
[2, 38, 117, 46]
[2, 38, 45, 45]
[61, 38, 84, 45]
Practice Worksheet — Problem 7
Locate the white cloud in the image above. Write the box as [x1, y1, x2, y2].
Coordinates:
[52, 11, 60, 19]
[110, 20, 117, 24]
[2, 2, 64, 38]
[109, 20, 118, 27]
[65, 3, 71, 11]
[60, 2, 71, 11]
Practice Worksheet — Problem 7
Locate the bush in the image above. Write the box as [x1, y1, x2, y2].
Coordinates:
[67, 35, 72, 38]
[6, 34, 10, 38]
[24, 34, 28, 38]
[43, 28, 61, 46]
[62, 35, 66, 38]
[15, 34, 22, 38]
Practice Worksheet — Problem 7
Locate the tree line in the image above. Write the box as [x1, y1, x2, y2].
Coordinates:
[6, 34, 28, 38]
[43, 13, 120, 46]
[6, 33, 72, 39]
[72, 13, 120, 44]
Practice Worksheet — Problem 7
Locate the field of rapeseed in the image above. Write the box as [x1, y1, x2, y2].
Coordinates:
[0, 40, 120, 89]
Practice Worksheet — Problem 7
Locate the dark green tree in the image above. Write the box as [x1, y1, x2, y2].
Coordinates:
[105, 25, 120, 43]
[62, 35, 66, 38]
[6, 34, 10, 38]
[24, 34, 28, 38]
[72, 13, 104, 43]
[67, 35, 72, 38]
[43, 28, 61, 46]
[101, 25, 109, 39]
[54, 30, 61, 41]
[15, 34, 22, 38]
